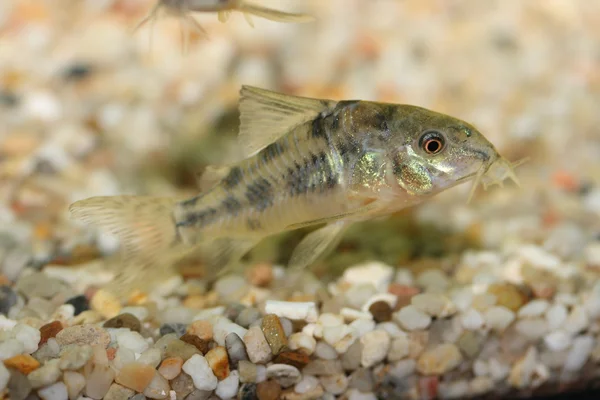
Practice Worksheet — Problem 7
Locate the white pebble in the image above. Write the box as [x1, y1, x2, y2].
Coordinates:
[212, 317, 248, 346]
[460, 309, 484, 330]
[348, 318, 375, 338]
[265, 301, 318, 323]
[484, 306, 515, 331]
[564, 306, 589, 334]
[288, 333, 316, 355]
[0, 363, 8, 391]
[545, 303, 567, 330]
[294, 375, 319, 394]
[473, 359, 488, 376]
[116, 331, 149, 354]
[360, 330, 390, 367]
[394, 269, 414, 286]
[320, 374, 348, 395]
[387, 336, 410, 362]
[137, 348, 162, 368]
[182, 354, 218, 391]
[13, 323, 41, 354]
[340, 308, 373, 322]
[38, 382, 68, 400]
[488, 358, 510, 381]
[215, 370, 239, 399]
[515, 318, 548, 340]
[391, 359, 416, 378]
[411, 293, 455, 317]
[193, 307, 226, 321]
[342, 261, 394, 291]
[518, 300, 550, 318]
[564, 335, 595, 371]
[376, 322, 405, 338]
[416, 269, 449, 290]
[439, 380, 469, 399]
[451, 289, 474, 312]
[543, 331, 572, 352]
[0, 315, 17, 330]
[318, 313, 344, 327]
[322, 324, 352, 346]
[347, 389, 377, 400]
[394, 305, 431, 331]
[0, 339, 24, 360]
[361, 293, 397, 313]
[315, 342, 338, 360]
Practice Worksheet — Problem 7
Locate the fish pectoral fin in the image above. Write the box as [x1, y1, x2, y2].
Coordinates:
[238, 85, 337, 158]
[237, 2, 315, 23]
[242, 12, 255, 27]
[287, 220, 350, 273]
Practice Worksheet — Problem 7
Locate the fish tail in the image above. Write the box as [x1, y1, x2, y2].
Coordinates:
[237, 1, 315, 23]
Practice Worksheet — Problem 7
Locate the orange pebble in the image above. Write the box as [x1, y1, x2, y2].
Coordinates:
[4, 354, 40, 375]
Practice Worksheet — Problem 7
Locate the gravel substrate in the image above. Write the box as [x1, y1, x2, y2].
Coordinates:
[2, 0, 600, 399]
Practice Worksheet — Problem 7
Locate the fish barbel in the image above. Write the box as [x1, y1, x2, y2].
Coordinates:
[70, 86, 521, 295]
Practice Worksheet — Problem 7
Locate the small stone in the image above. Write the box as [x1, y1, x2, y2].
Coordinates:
[247, 263, 274, 287]
[342, 262, 394, 292]
[239, 383, 257, 400]
[341, 340, 362, 371]
[39, 321, 63, 346]
[59, 344, 93, 370]
[159, 324, 186, 338]
[13, 324, 41, 354]
[460, 309, 484, 330]
[180, 334, 209, 354]
[360, 330, 390, 368]
[274, 351, 310, 369]
[302, 359, 343, 376]
[205, 346, 229, 380]
[238, 360, 257, 383]
[3, 354, 40, 375]
[264, 301, 318, 323]
[211, 317, 248, 347]
[182, 354, 218, 391]
[256, 380, 281, 400]
[16, 273, 70, 300]
[411, 293, 455, 317]
[470, 376, 494, 397]
[320, 374, 348, 395]
[143, 371, 170, 399]
[72, 310, 103, 325]
[186, 321, 213, 341]
[266, 364, 301, 388]
[508, 347, 537, 388]
[137, 348, 162, 368]
[288, 333, 316, 356]
[158, 357, 183, 380]
[484, 306, 515, 332]
[515, 318, 548, 340]
[65, 295, 89, 316]
[225, 333, 248, 369]
[85, 364, 115, 399]
[7, 367, 32, 400]
[457, 331, 484, 359]
[0, 339, 24, 361]
[214, 275, 248, 300]
[63, 371, 85, 400]
[518, 300, 550, 318]
[27, 359, 61, 389]
[0, 363, 9, 392]
[394, 305, 431, 331]
[348, 368, 374, 392]
[103, 313, 141, 333]
[416, 269, 449, 291]
[32, 340, 60, 364]
[564, 335, 594, 371]
[545, 303, 567, 330]
[215, 370, 239, 399]
[565, 306, 589, 334]
[163, 339, 201, 361]
[236, 308, 262, 328]
[294, 374, 319, 394]
[315, 341, 337, 360]
[104, 383, 134, 400]
[0, 286, 17, 315]
[38, 381, 68, 400]
[261, 314, 288, 355]
[55, 325, 110, 348]
[388, 336, 410, 362]
[243, 326, 272, 364]
[120, 306, 149, 322]
[115, 362, 156, 392]
[170, 372, 195, 399]
[544, 331, 572, 352]
[184, 389, 211, 400]
[487, 283, 528, 312]
[417, 344, 462, 375]
[131, 395, 147, 400]
[368, 301, 392, 323]
[90, 289, 121, 319]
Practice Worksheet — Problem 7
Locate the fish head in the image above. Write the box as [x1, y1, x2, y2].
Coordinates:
[388, 106, 519, 200]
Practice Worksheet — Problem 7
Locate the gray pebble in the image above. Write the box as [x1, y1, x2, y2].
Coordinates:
[341, 340, 363, 371]
[130, 394, 147, 400]
[16, 272, 70, 300]
[238, 383, 257, 400]
[27, 359, 61, 389]
[159, 323, 187, 338]
[348, 368, 374, 392]
[225, 332, 248, 369]
[8, 368, 32, 400]
[302, 360, 343, 376]
[184, 389, 213, 400]
[235, 308, 261, 328]
[223, 303, 246, 322]
[0, 285, 17, 315]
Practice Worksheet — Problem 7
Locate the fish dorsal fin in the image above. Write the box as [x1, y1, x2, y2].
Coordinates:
[238, 85, 337, 158]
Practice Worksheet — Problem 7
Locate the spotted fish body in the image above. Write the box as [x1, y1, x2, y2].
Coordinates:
[70, 86, 518, 296]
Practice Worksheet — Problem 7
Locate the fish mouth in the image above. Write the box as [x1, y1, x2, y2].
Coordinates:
[466, 155, 529, 203]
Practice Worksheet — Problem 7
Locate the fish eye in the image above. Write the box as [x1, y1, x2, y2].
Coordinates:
[419, 130, 445, 155]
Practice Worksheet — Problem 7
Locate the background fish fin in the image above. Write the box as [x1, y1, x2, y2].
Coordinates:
[288, 221, 350, 272]
[238, 85, 336, 157]
[197, 165, 231, 191]
[197, 237, 261, 280]
[237, 3, 315, 23]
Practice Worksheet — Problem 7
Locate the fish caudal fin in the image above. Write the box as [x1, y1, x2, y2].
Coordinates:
[237, 2, 315, 23]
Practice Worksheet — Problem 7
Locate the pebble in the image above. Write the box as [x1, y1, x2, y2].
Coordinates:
[515, 318, 548, 340]
[90, 289, 121, 319]
[205, 346, 230, 380]
[225, 333, 248, 369]
[63, 371, 86, 400]
[320, 373, 348, 395]
[545, 303, 568, 330]
[238, 360, 257, 383]
[236, 308, 262, 328]
[59, 344, 93, 370]
[348, 368, 374, 392]
[159, 324, 187, 338]
[214, 275, 248, 300]
[182, 354, 218, 391]
[274, 351, 310, 369]
[163, 339, 201, 361]
[294, 375, 319, 394]
[387, 335, 410, 362]
[411, 293, 455, 317]
[104, 383, 135, 400]
[216, 370, 239, 399]
[564, 305, 589, 334]
[544, 331, 572, 352]
[186, 320, 213, 341]
[4, 354, 40, 375]
[243, 326, 273, 364]
[394, 305, 431, 331]
[288, 333, 316, 355]
[367, 301, 392, 322]
[170, 372, 195, 399]
[564, 335, 594, 371]
[360, 330, 390, 368]
[39, 321, 63, 346]
[7, 368, 32, 400]
[346, 389, 377, 400]
[64, 295, 89, 316]
[0, 363, 8, 392]
[416, 344, 463, 375]
[266, 364, 301, 388]
[158, 357, 183, 380]
[55, 325, 110, 348]
[16, 273, 70, 300]
[315, 342, 338, 360]
[28, 359, 61, 389]
[341, 340, 362, 371]
[137, 348, 162, 368]
[211, 317, 248, 347]
[265, 301, 318, 323]
[85, 364, 115, 399]
[38, 381, 68, 400]
[460, 308, 484, 330]
[487, 283, 528, 312]
[115, 362, 156, 392]
[341, 261, 394, 292]
[0, 285, 17, 315]
[103, 313, 141, 332]
[340, 308, 373, 322]
[116, 330, 149, 354]
[303, 359, 343, 376]
[508, 347, 537, 388]
[261, 314, 288, 355]
[256, 380, 281, 400]
[180, 334, 209, 354]
[0, 339, 24, 360]
[484, 306, 515, 332]
[143, 371, 170, 399]
[13, 323, 41, 354]
[518, 300, 550, 318]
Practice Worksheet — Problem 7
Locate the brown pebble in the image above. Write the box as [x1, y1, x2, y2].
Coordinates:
[261, 314, 288, 355]
[103, 313, 141, 332]
[247, 263, 274, 287]
[257, 380, 282, 400]
[170, 372, 195, 399]
[3, 354, 40, 375]
[158, 357, 183, 380]
[368, 301, 392, 322]
[180, 334, 209, 354]
[487, 283, 529, 312]
[115, 362, 156, 392]
[38, 321, 63, 346]
[106, 347, 117, 361]
[388, 284, 420, 310]
[205, 346, 230, 380]
[273, 351, 310, 370]
[186, 320, 213, 341]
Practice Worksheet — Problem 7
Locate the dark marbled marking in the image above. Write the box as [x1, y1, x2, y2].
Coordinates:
[245, 178, 274, 211]
[222, 167, 243, 189]
[221, 195, 242, 216]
